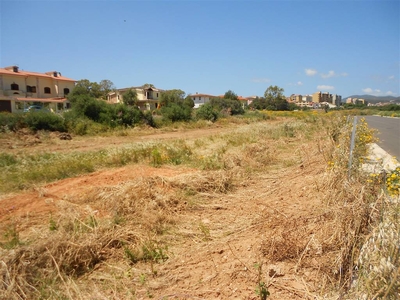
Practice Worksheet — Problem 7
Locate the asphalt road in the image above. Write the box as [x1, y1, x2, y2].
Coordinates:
[363, 116, 400, 159]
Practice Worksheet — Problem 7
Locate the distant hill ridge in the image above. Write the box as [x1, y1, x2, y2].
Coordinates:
[343, 95, 400, 104]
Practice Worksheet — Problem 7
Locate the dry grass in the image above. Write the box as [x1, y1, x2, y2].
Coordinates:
[1, 114, 397, 299]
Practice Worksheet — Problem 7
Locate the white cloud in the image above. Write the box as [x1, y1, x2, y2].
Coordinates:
[252, 78, 270, 83]
[388, 75, 395, 80]
[321, 70, 335, 79]
[296, 81, 303, 86]
[320, 70, 348, 78]
[305, 69, 317, 76]
[362, 88, 383, 95]
[362, 88, 373, 93]
[317, 85, 334, 90]
[386, 91, 395, 95]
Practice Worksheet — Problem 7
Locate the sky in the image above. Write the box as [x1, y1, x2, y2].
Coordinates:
[1, 0, 399, 98]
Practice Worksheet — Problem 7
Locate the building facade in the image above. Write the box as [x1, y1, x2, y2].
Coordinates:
[107, 85, 164, 111]
[332, 94, 342, 106]
[0, 66, 76, 113]
[190, 93, 215, 108]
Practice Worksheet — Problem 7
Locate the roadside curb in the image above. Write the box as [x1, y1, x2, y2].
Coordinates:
[362, 143, 400, 173]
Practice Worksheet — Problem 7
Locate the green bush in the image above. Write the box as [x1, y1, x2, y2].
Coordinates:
[161, 103, 192, 122]
[24, 112, 66, 132]
[0, 112, 25, 132]
[195, 103, 218, 122]
[142, 111, 156, 127]
[209, 97, 244, 115]
[109, 104, 144, 127]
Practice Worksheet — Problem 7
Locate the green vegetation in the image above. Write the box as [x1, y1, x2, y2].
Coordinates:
[249, 85, 289, 111]
[195, 103, 219, 122]
[2, 80, 398, 135]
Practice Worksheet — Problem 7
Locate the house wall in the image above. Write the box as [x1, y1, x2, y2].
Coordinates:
[0, 68, 75, 113]
[1, 74, 26, 97]
[192, 95, 211, 108]
[108, 87, 163, 111]
[0, 74, 74, 99]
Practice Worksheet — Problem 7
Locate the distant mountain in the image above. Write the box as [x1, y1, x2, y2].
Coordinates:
[343, 95, 400, 104]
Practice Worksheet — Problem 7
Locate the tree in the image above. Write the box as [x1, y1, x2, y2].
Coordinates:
[224, 90, 238, 100]
[183, 95, 195, 109]
[263, 85, 289, 111]
[122, 89, 138, 106]
[159, 89, 186, 107]
[68, 79, 109, 102]
[209, 97, 244, 115]
[142, 83, 155, 89]
[99, 79, 116, 99]
[249, 97, 268, 110]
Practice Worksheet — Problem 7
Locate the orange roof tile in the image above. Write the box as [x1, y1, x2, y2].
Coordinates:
[15, 97, 68, 103]
[190, 93, 215, 97]
[0, 68, 76, 82]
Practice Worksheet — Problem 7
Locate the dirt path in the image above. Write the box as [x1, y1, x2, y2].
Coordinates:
[0, 124, 246, 155]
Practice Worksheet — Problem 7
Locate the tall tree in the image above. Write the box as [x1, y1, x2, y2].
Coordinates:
[160, 89, 186, 107]
[99, 79, 116, 99]
[264, 85, 289, 111]
[68, 79, 108, 101]
[224, 90, 238, 100]
[122, 89, 138, 106]
[183, 95, 195, 108]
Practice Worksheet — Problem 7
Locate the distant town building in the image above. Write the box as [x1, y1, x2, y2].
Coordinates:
[332, 94, 342, 106]
[312, 91, 322, 103]
[301, 95, 312, 103]
[346, 97, 366, 105]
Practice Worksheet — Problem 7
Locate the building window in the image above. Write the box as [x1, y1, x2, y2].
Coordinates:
[63, 88, 70, 95]
[44, 87, 51, 94]
[27, 85, 37, 93]
[199, 97, 201, 101]
[11, 83, 19, 90]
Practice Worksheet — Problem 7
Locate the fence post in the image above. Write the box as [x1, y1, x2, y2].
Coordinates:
[348, 116, 358, 178]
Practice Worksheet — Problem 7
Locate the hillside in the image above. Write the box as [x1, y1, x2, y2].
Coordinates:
[343, 94, 400, 104]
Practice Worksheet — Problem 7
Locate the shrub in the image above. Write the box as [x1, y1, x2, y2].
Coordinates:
[142, 111, 156, 127]
[0, 112, 25, 132]
[161, 103, 192, 122]
[24, 112, 66, 132]
[210, 97, 244, 115]
[195, 103, 218, 122]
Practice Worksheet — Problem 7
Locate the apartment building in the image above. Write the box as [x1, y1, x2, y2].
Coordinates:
[312, 91, 334, 104]
[332, 94, 342, 106]
[312, 91, 322, 103]
[0, 66, 76, 113]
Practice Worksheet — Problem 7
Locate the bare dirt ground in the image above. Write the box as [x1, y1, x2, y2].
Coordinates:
[0, 123, 336, 299]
